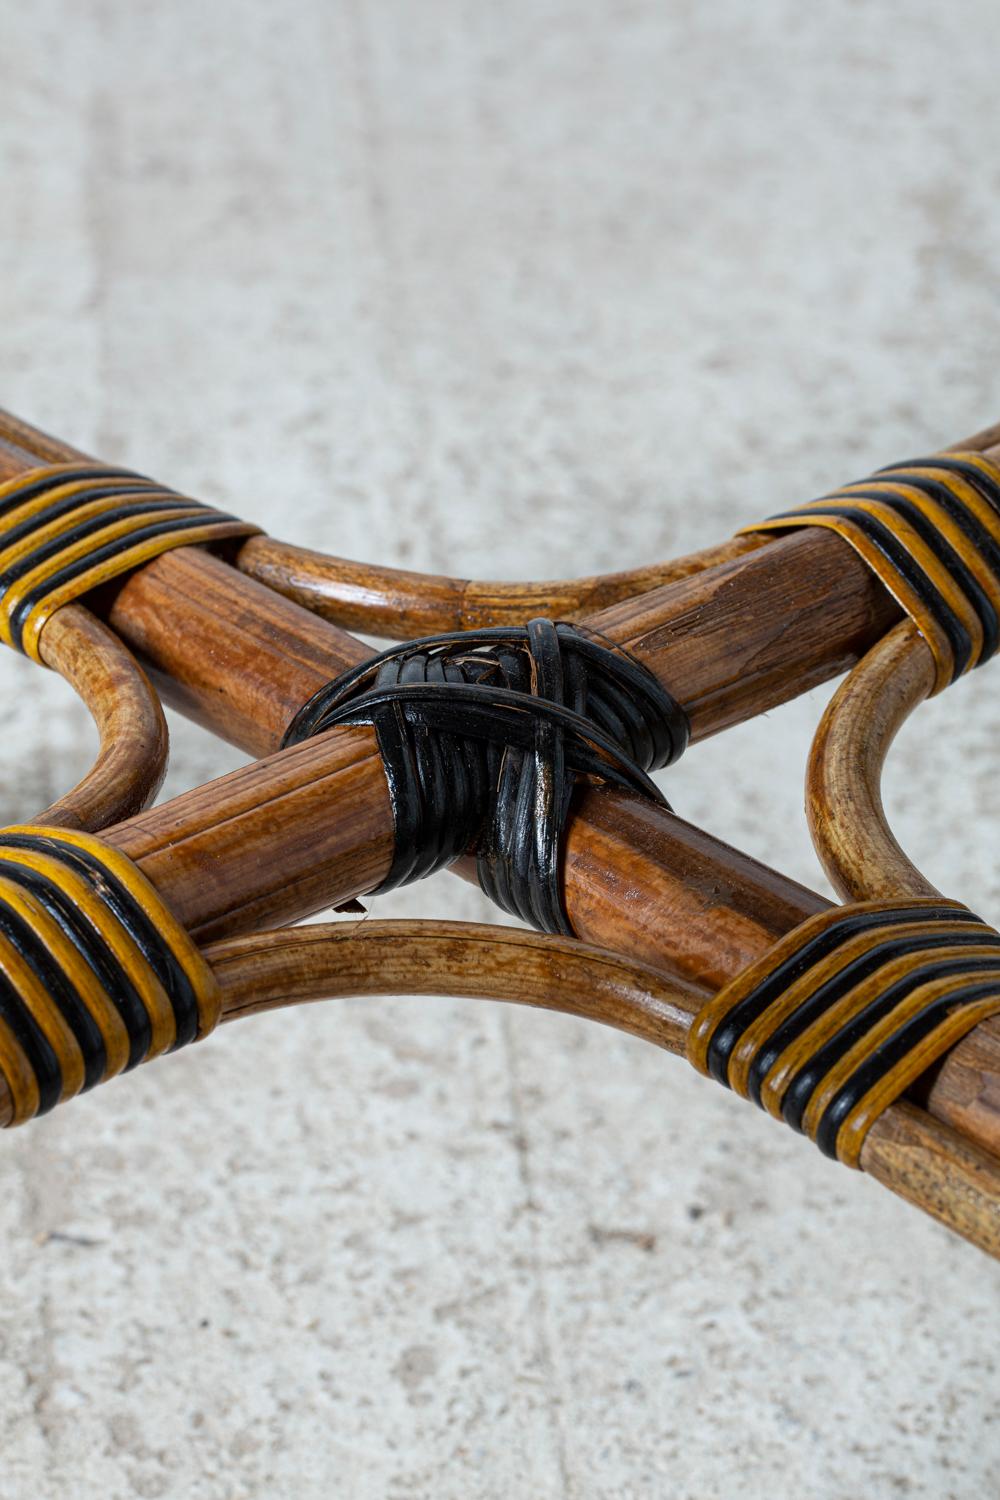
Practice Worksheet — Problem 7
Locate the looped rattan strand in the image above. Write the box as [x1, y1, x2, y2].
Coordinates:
[806, 619, 940, 904]
[687, 899, 1000, 1167]
[0, 462, 260, 661]
[0, 826, 221, 1125]
[739, 449, 1000, 693]
[282, 619, 689, 935]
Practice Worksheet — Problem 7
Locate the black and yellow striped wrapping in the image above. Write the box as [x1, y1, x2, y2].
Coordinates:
[0, 826, 221, 1124]
[687, 899, 1000, 1167]
[0, 462, 260, 661]
[739, 451, 1000, 693]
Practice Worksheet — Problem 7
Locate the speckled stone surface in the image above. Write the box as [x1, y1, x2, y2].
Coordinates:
[1, 2, 1000, 1496]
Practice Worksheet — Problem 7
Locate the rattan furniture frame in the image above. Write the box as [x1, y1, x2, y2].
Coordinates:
[1, 405, 999, 1260]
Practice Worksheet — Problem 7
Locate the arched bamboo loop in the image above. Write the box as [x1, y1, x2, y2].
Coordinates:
[206, 918, 702, 1048]
[34, 604, 168, 832]
[234, 533, 760, 639]
[806, 620, 941, 902]
[205, 919, 1000, 1260]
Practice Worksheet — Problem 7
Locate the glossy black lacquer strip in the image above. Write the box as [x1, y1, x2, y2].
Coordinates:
[746, 926, 1000, 1108]
[0, 857, 150, 1070]
[844, 488, 998, 660]
[784, 952, 1000, 1136]
[285, 621, 688, 934]
[0, 467, 150, 520]
[815, 975, 1000, 1158]
[704, 905, 977, 1086]
[8, 509, 242, 650]
[0, 495, 189, 583]
[2, 835, 201, 1049]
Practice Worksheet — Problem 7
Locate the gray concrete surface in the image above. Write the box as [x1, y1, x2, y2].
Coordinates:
[2, 2, 1000, 1496]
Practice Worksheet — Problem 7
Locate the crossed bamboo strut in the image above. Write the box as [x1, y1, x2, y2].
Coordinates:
[2, 406, 1000, 1258]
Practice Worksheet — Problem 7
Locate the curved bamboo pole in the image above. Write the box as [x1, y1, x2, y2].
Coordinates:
[208, 918, 701, 1047]
[36, 604, 168, 831]
[200, 412, 1000, 643]
[206, 919, 1000, 1260]
[234, 533, 760, 638]
[807, 620, 940, 902]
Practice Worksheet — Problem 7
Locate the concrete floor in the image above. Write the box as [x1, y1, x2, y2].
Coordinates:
[2, 2, 1000, 1495]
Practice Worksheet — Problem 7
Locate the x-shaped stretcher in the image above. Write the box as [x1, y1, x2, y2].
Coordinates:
[1, 405, 999, 1261]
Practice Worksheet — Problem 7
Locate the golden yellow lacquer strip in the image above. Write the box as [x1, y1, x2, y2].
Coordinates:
[746, 507, 971, 690]
[0, 505, 206, 652]
[0, 827, 222, 1124]
[0, 1013, 40, 1125]
[691, 896, 1000, 1167]
[0, 488, 173, 573]
[0, 463, 135, 502]
[840, 480, 1000, 630]
[753, 926, 984, 1120]
[739, 450, 1000, 693]
[0, 461, 260, 662]
[0, 844, 177, 1060]
[836, 991, 1000, 1167]
[4, 827, 223, 1039]
[685, 900, 966, 1078]
[20, 520, 256, 661]
[0, 878, 91, 1104]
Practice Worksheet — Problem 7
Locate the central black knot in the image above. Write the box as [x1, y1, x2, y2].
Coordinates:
[283, 620, 688, 934]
